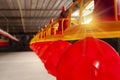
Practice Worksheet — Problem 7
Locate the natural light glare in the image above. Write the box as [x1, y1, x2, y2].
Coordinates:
[82, 1, 94, 16]
[82, 1, 94, 24]
[71, 10, 79, 17]
[82, 18, 93, 24]
[71, 0, 94, 24]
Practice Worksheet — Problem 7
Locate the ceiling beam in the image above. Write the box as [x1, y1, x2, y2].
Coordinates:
[0, 16, 58, 19]
[0, 24, 42, 26]
[0, 25, 42, 27]
[0, 9, 61, 11]
[17, 0, 25, 32]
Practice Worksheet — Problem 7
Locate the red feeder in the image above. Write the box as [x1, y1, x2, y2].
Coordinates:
[50, 19, 53, 24]
[39, 28, 44, 38]
[50, 19, 56, 35]
[51, 27, 56, 35]
[43, 25, 47, 37]
[41, 40, 71, 76]
[57, 6, 69, 34]
[57, 37, 120, 80]
[62, 6, 66, 12]
[30, 41, 53, 58]
[0, 39, 9, 46]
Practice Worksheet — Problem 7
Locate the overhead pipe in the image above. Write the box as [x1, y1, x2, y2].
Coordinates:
[0, 29, 19, 42]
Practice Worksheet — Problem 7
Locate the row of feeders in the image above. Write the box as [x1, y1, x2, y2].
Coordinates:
[30, 0, 120, 80]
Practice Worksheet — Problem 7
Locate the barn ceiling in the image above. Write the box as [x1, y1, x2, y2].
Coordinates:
[0, 0, 73, 33]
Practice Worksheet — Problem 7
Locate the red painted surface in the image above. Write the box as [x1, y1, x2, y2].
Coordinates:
[0, 42, 9, 46]
[57, 6, 69, 34]
[30, 41, 53, 58]
[51, 27, 56, 35]
[30, 40, 71, 76]
[41, 40, 71, 76]
[57, 37, 120, 80]
[93, 0, 115, 21]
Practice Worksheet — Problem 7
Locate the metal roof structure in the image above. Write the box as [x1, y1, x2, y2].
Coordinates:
[0, 0, 73, 33]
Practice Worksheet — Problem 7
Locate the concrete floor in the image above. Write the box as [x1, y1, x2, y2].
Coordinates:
[0, 51, 56, 80]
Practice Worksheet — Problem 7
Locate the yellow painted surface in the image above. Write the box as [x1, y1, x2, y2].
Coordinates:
[0, 39, 8, 42]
